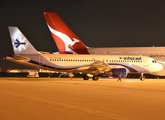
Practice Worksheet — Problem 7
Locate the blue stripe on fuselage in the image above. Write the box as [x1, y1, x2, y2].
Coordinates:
[108, 63, 137, 72]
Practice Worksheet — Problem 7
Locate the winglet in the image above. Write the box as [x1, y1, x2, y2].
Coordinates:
[92, 58, 97, 62]
[8, 26, 39, 55]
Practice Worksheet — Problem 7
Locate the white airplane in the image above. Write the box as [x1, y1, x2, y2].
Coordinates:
[5, 27, 163, 80]
[43, 12, 165, 62]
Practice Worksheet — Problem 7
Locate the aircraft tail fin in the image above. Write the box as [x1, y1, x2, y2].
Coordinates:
[8, 26, 39, 55]
[43, 12, 89, 54]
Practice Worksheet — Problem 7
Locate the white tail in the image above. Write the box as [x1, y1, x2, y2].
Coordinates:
[8, 26, 39, 55]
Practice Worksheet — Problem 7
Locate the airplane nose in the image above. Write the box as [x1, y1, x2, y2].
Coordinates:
[158, 63, 163, 70]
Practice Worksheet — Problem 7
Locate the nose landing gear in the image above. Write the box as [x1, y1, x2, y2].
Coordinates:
[140, 73, 145, 81]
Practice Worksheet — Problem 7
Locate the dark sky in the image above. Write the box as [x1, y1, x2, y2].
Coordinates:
[1, 0, 165, 71]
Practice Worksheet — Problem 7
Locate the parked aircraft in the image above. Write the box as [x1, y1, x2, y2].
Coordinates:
[43, 12, 165, 62]
[5, 27, 163, 80]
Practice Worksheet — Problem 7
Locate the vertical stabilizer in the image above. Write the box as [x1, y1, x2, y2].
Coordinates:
[8, 26, 39, 55]
[43, 12, 89, 54]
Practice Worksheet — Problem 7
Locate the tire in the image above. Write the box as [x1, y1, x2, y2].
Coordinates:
[92, 76, 99, 81]
[140, 77, 145, 81]
[83, 76, 89, 80]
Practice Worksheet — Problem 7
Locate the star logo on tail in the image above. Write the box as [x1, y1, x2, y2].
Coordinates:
[13, 36, 28, 51]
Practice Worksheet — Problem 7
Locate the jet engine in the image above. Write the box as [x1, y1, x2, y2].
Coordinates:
[104, 68, 127, 78]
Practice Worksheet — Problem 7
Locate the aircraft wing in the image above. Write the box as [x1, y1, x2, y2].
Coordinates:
[88, 60, 111, 74]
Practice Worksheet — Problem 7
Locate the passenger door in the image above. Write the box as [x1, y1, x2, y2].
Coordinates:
[143, 58, 148, 67]
[39, 55, 44, 65]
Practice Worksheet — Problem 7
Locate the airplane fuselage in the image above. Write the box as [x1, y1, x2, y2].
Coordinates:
[5, 54, 163, 75]
[87, 47, 165, 62]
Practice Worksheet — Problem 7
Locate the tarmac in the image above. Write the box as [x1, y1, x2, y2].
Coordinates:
[0, 77, 165, 120]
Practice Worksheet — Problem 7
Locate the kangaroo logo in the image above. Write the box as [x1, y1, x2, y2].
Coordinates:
[68, 38, 80, 49]
[13, 36, 28, 51]
[48, 25, 80, 53]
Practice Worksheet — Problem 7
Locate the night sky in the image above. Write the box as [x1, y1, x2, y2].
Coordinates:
[1, 0, 165, 71]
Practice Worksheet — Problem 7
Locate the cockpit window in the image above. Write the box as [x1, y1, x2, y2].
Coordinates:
[152, 60, 157, 63]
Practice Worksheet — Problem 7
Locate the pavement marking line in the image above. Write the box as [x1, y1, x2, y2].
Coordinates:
[0, 91, 121, 120]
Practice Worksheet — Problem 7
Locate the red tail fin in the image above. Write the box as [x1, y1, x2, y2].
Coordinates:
[43, 12, 89, 54]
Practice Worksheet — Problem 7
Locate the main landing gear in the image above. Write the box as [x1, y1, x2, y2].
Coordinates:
[83, 75, 89, 80]
[83, 75, 99, 81]
[92, 76, 99, 81]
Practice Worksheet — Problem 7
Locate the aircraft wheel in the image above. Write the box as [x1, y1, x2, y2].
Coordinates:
[92, 76, 99, 81]
[140, 77, 145, 81]
[83, 76, 89, 80]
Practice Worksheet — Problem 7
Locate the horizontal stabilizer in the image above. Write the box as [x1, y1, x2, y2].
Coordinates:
[13, 55, 30, 61]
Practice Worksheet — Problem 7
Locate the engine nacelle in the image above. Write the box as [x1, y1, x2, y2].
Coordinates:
[97, 73, 110, 78]
[104, 68, 127, 78]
